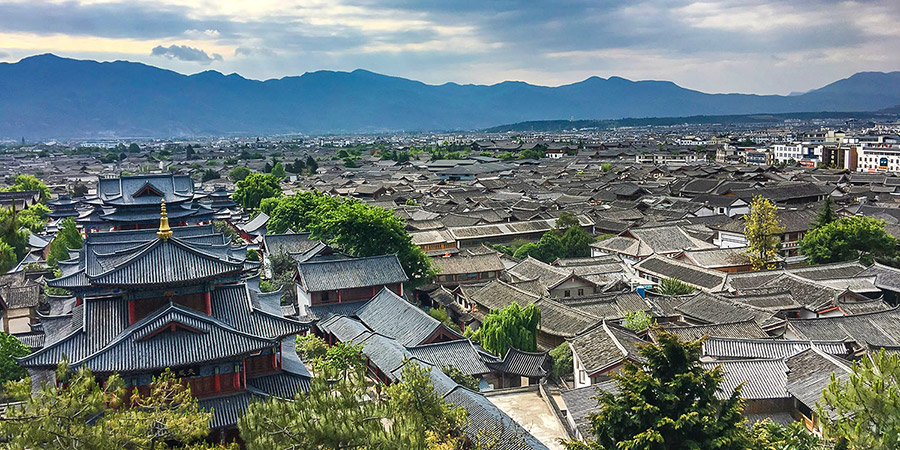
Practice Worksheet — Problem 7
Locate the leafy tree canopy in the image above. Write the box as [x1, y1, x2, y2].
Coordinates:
[744, 195, 784, 270]
[0, 331, 29, 384]
[469, 302, 540, 356]
[233, 172, 282, 210]
[5, 174, 50, 203]
[801, 216, 897, 265]
[228, 166, 251, 182]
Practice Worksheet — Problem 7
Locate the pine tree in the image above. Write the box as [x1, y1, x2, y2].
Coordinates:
[565, 331, 750, 450]
[0, 363, 224, 450]
[812, 195, 838, 229]
[818, 349, 900, 450]
[744, 195, 784, 270]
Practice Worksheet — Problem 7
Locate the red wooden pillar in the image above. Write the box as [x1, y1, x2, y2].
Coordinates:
[127, 300, 135, 324]
[337, 289, 342, 303]
[204, 291, 212, 315]
[214, 370, 221, 392]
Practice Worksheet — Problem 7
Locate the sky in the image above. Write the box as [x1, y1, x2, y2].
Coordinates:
[0, 0, 898, 95]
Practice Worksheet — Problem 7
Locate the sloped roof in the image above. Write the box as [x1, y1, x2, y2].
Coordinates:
[357, 288, 459, 346]
[634, 255, 727, 291]
[569, 322, 646, 375]
[486, 347, 551, 378]
[660, 320, 769, 340]
[297, 254, 408, 292]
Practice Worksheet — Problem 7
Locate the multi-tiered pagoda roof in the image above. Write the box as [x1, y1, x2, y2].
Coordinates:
[22, 207, 310, 431]
[78, 175, 215, 231]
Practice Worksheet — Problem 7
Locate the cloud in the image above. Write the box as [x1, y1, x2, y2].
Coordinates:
[0, 50, 9, 59]
[151, 44, 222, 64]
[234, 46, 275, 57]
[0, 0, 898, 94]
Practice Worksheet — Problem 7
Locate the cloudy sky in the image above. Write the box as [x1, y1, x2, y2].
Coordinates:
[0, 0, 898, 94]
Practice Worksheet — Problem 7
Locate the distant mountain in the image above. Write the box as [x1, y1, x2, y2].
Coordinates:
[483, 111, 897, 133]
[2, 54, 900, 138]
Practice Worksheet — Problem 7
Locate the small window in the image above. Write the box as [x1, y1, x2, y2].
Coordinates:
[564, 290, 571, 298]
[321, 291, 330, 302]
[577, 289, 584, 296]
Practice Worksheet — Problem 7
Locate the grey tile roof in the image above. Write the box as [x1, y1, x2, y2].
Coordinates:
[787, 308, 900, 346]
[468, 280, 542, 312]
[486, 348, 551, 378]
[297, 254, 408, 292]
[98, 175, 195, 206]
[75, 304, 277, 373]
[560, 381, 618, 439]
[634, 255, 727, 291]
[704, 359, 790, 400]
[444, 387, 550, 450]
[569, 322, 646, 375]
[433, 253, 505, 275]
[675, 292, 782, 328]
[357, 288, 458, 346]
[407, 339, 494, 376]
[784, 348, 852, 410]
[660, 320, 770, 340]
[535, 298, 602, 338]
[702, 337, 850, 360]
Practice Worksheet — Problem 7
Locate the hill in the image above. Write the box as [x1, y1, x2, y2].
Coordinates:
[2, 54, 900, 138]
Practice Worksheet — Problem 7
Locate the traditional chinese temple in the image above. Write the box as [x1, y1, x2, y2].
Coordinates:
[20, 202, 310, 437]
[78, 174, 215, 232]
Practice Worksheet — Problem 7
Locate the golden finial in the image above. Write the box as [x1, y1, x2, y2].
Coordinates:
[157, 199, 172, 241]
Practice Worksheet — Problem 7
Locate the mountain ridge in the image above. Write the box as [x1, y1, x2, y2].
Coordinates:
[2, 54, 900, 138]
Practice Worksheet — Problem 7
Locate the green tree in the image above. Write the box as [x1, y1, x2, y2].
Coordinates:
[5, 174, 50, 203]
[0, 362, 222, 450]
[271, 162, 286, 179]
[812, 195, 838, 229]
[58, 217, 84, 250]
[0, 331, 29, 383]
[817, 349, 900, 450]
[550, 342, 573, 381]
[801, 216, 897, 265]
[239, 359, 466, 450]
[309, 196, 434, 286]
[295, 334, 328, 361]
[564, 331, 749, 450]
[0, 207, 30, 261]
[265, 192, 333, 234]
[17, 203, 50, 233]
[246, 248, 260, 261]
[0, 241, 16, 273]
[441, 364, 479, 391]
[228, 166, 251, 182]
[199, 169, 219, 182]
[305, 155, 318, 174]
[429, 306, 461, 332]
[656, 277, 695, 296]
[470, 302, 540, 356]
[233, 172, 282, 210]
[750, 420, 822, 450]
[744, 195, 784, 270]
[313, 341, 366, 380]
[623, 310, 654, 331]
[127, 142, 141, 153]
[561, 226, 593, 258]
[555, 212, 580, 231]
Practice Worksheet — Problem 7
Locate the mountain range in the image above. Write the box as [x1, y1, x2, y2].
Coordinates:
[2, 54, 900, 138]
